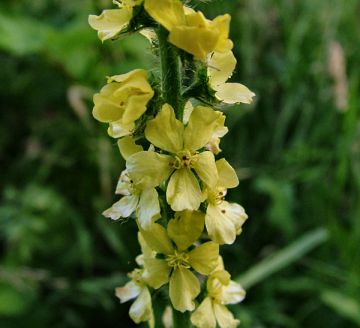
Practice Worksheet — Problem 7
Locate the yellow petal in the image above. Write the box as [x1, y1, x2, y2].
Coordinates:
[88, 8, 133, 42]
[118, 136, 143, 160]
[166, 169, 202, 211]
[222, 281, 246, 305]
[188, 242, 219, 275]
[137, 188, 161, 229]
[102, 195, 138, 220]
[115, 280, 142, 303]
[191, 297, 216, 328]
[143, 258, 171, 289]
[108, 68, 149, 84]
[145, 104, 184, 153]
[144, 0, 185, 31]
[216, 159, 239, 189]
[169, 268, 200, 312]
[193, 151, 218, 188]
[215, 83, 255, 104]
[108, 120, 134, 138]
[167, 211, 205, 250]
[126, 151, 173, 189]
[140, 223, 174, 255]
[219, 201, 248, 235]
[208, 50, 236, 87]
[213, 14, 232, 52]
[213, 303, 240, 328]
[184, 106, 224, 151]
[183, 101, 194, 124]
[207, 270, 231, 298]
[205, 204, 236, 245]
[129, 287, 154, 324]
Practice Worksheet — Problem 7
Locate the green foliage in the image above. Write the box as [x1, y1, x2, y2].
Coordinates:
[1, 0, 359, 327]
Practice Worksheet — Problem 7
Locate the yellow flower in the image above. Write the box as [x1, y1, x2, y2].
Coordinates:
[126, 104, 224, 211]
[191, 269, 245, 328]
[103, 137, 161, 229]
[205, 159, 248, 244]
[144, 0, 232, 60]
[139, 212, 219, 312]
[92, 69, 154, 138]
[116, 268, 155, 327]
[88, 7, 133, 42]
[208, 50, 255, 104]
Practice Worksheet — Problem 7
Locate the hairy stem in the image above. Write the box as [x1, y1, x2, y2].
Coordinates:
[157, 26, 184, 121]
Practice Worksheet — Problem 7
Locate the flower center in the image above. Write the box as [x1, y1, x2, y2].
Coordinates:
[208, 187, 227, 205]
[170, 150, 199, 170]
[166, 251, 191, 269]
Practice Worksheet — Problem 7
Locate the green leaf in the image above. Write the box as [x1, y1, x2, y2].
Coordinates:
[237, 228, 328, 289]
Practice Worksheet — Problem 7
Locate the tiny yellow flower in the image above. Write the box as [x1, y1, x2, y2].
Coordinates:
[205, 159, 248, 244]
[191, 269, 245, 328]
[88, 7, 133, 42]
[139, 213, 219, 312]
[116, 268, 155, 327]
[208, 50, 255, 104]
[92, 69, 154, 138]
[145, 0, 232, 61]
[126, 104, 224, 211]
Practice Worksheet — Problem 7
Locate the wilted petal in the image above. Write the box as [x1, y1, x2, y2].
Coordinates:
[137, 188, 161, 229]
[167, 211, 205, 250]
[222, 281, 246, 305]
[193, 151, 218, 188]
[216, 159, 239, 189]
[188, 242, 219, 275]
[115, 280, 141, 303]
[143, 258, 171, 289]
[191, 297, 216, 328]
[145, 104, 184, 153]
[166, 169, 202, 211]
[215, 83, 255, 104]
[129, 287, 154, 324]
[102, 195, 138, 220]
[169, 268, 200, 312]
[213, 303, 240, 328]
[219, 201, 248, 235]
[126, 151, 173, 189]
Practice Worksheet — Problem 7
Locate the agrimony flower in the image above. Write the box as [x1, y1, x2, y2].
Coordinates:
[126, 104, 224, 211]
[139, 212, 219, 312]
[191, 269, 245, 328]
[92, 69, 154, 138]
[208, 50, 255, 104]
[205, 159, 248, 244]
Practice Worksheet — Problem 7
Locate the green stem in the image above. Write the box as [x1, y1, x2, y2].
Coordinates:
[173, 309, 192, 328]
[157, 26, 184, 121]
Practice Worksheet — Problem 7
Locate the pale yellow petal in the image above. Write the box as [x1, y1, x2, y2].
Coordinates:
[193, 151, 218, 188]
[108, 68, 148, 84]
[191, 297, 216, 328]
[129, 287, 154, 324]
[143, 258, 171, 289]
[216, 159, 239, 189]
[167, 211, 205, 250]
[213, 14, 232, 52]
[184, 106, 224, 151]
[115, 280, 141, 303]
[108, 120, 134, 138]
[92, 84, 123, 122]
[102, 195, 138, 220]
[213, 303, 240, 328]
[145, 104, 184, 153]
[215, 83, 255, 104]
[183, 101, 194, 124]
[88, 8, 132, 42]
[118, 136, 143, 160]
[137, 188, 161, 229]
[139, 223, 174, 255]
[188, 242, 219, 275]
[169, 268, 200, 312]
[208, 50, 236, 87]
[166, 169, 202, 211]
[122, 92, 154, 125]
[219, 201, 248, 235]
[144, 0, 185, 31]
[205, 204, 236, 245]
[126, 151, 173, 189]
[222, 281, 246, 305]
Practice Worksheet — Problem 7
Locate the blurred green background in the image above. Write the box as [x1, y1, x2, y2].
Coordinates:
[1, 0, 359, 327]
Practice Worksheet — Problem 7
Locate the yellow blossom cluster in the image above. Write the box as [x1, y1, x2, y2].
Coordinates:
[89, 0, 255, 327]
